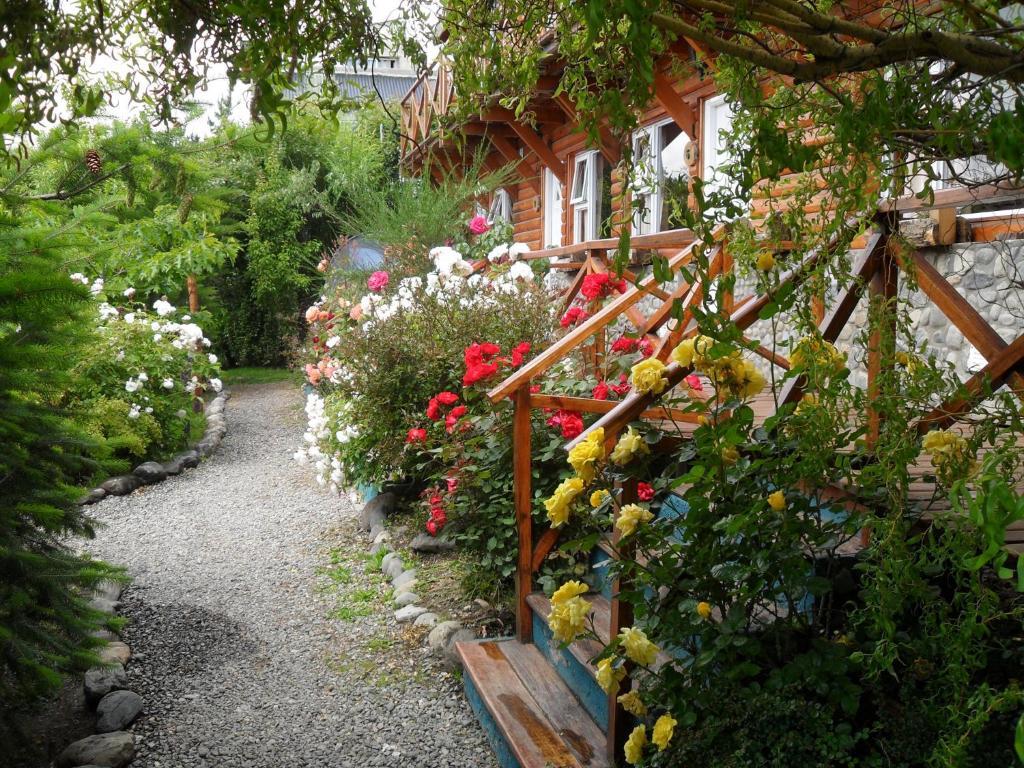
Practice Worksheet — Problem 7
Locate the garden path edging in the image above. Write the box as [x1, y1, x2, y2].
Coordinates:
[80, 390, 231, 506]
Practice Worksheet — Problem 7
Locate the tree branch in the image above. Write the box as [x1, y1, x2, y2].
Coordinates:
[26, 163, 130, 202]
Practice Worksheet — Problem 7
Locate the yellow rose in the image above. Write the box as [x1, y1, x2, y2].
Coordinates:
[551, 580, 589, 605]
[544, 476, 584, 527]
[568, 428, 604, 483]
[596, 657, 626, 695]
[619, 626, 659, 666]
[670, 334, 714, 369]
[609, 426, 649, 466]
[652, 714, 678, 751]
[590, 489, 610, 508]
[616, 503, 654, 538]
[768, 490, 786, 512]
[624, 724, 647, 765]
[696, 601, 712, 620]
[618, 691, 648, 717]
[721, 446, 740, 465]
[791, 335, 846, 375]
[548, 590, 591, 643]
[922, 429, 976, 483]
[631, 357, 669, 395]
[756, 251, 776, 271]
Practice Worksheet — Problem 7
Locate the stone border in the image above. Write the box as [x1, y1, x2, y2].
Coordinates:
[80, 390, 231, 505]
[358, 493, 476, 668]
[54, 581, 142, 768]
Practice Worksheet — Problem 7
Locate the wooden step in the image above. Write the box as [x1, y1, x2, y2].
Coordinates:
[458, 639, 611, 768]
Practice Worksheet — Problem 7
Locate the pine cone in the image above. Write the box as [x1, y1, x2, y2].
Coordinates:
[84, 149, 102, 175]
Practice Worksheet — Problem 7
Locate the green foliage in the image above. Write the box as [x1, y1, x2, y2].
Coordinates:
[0, 201, 122, 725]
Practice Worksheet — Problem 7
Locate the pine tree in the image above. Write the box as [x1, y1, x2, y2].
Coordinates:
[0, 201, 122, 731]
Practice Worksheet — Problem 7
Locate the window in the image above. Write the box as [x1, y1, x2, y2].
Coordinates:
[488, 188, 512, 224]
[632, 119, 691, 234]
[702, 95, 735, 200]
[570, 150, 609, 242]
[543, 168, 564, 248]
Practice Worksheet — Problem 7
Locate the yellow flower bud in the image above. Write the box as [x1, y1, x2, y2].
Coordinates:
[596, 657, 626, 695]
[768, 490, 786, 512]
[756, 251, 776, 271]
[618, 691, 648, 716]
[696, 601, 712, 620]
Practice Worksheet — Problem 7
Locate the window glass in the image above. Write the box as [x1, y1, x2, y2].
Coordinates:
[489, 188, 512, 223]
[570, 155, 590, 203]
[543, 169, 564, 248]
[659, 122, 690, 231]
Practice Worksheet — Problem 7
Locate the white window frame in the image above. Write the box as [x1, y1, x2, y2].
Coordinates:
[543, 168, 564, 248]
[488, 188, 512, 224]
[570, 150, 601, 242]
[631, 118, 691, 235]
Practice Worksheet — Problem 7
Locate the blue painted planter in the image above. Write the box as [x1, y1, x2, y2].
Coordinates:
[355, 483, 379, 503]
[531, 609, 608, 726]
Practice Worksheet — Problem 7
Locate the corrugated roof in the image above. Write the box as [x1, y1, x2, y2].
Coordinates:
[332, 73, 420, 102]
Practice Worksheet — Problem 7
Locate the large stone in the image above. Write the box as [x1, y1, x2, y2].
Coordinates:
[359, 492, 396, 532]
[394, 605, 428, 623]
[81, 487, 107, 505]
[96, 580, 123, 602]
[96, 690, 144, 733]
[84, 664, 128, 708]
[89, 596, 119, 614]
[443, 629, 478, 669]
[98, 641, 131, 666]
[162, 456, 186, 476]
[55, 731, 135, 768]
[100, 475, 140, 496]
[427, 620, 463, 651]
[381, 553, 404, 579]
[410, 532, 456, 554]
[393, 579, 418, 595]
[176, 450, 200, 469]
[133, 461, 167, 484]
[394, 592, 420, 607]
[413, 612, 438, 628]
[392, 569, 418, 588]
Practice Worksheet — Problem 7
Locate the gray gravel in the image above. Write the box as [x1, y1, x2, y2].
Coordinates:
[86, 382, 497, 768]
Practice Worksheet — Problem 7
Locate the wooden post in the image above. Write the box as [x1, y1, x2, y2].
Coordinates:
[865, 232, 896, 546]
[513, 384, 534, 643]
[607, 477, 636, 763]
[186, 274, 200, 312]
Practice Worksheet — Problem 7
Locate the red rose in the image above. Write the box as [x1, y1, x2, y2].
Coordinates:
[546, 409, 583, 440]
[638, 482, 654, 501]
[529, 384, 541, 394]
[560, 306, 589, 328]
[611, 336, 640, 354]
[511, 342, 531, 367]
[639, 338, 655, 358]
[445, 405, 468, 433]
[436, 391, 459, 406]
[468, 214, 490, 235]
[592, 381, 609, 400]
[685, 374, 704, 392]
[429, 494, 443, 506]
[611, 373, 632, 397]
[426, 397, 441, 421]
[426, 519, 440, 536]
[406, 428, 427, 444]
[581, 273, 608, 301]
[463, 362, 499, 386]
[446, 476, 459, 494]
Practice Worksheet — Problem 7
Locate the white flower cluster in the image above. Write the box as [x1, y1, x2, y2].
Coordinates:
[430, 246, 474, 277]
[153, 299, 176, 317]
[294, 393, 359, 494]
[486, 242, 531, 264]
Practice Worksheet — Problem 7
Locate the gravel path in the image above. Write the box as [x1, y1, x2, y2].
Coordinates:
[86, 382, 497, 768]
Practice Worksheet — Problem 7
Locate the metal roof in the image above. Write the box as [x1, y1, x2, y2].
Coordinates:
[332, 73, 421, 102]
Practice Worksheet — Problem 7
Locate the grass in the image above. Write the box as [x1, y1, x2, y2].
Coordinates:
[332, 603, 373, 622]
[220, 367, 296, 386]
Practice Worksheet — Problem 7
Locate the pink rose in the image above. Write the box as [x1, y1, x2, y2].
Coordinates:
[367, 270, 390, 292]
[305, 305, 320, 323]
[685, 374, 704, 392]
[468, 215, 490, 235]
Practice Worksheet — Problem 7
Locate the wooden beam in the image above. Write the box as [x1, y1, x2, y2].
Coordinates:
[652, 70, 697, 139]
[529, 393, 698, 423]
[513, 385, 533, 644]
[489, 134, 542, 194]
[553, 94, 622, 165]
[866, 239, 898, 445]
[483, 106, 566, 183]
[480, 105, 565, 125]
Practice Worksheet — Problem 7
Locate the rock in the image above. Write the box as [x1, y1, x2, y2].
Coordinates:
[100, 475, 140, 496]
[394, 592, 420, 607]
[427, 620, 463, 651]
[95, 690, 144, 733]
[381, 553, 404, 579]
[368, 522, 385, 541]
[90, 628, 119, 642]
[963, 271, 996, 291]
[359, 492, 396, 532]
[413, 612, 438, 628]
[195, 439, 217, 457]
[394, 605, 427, 623]
[84, 664, 128, 708]
[89, 596, 119, 614]
[133, 461, 167, 484]
[81, 487, 107, 505]
[393, 579, 418, 595]
[368, 541, 388, 556]
[372, 530, 391, 545]
[409, 532, 456, 554]
[443, 629, 478, 669]
[176, 450, 200, 469]
[392, 569, 418, 588]
[55, 731, 135, 768]
[163, 457, 186, 476]
[96, 580, 123, 602]
[98, 641, 131, 666]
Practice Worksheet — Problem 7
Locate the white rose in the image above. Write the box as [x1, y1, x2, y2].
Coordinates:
[208, 353, 218, 364]
[162, 378, 174, 389]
